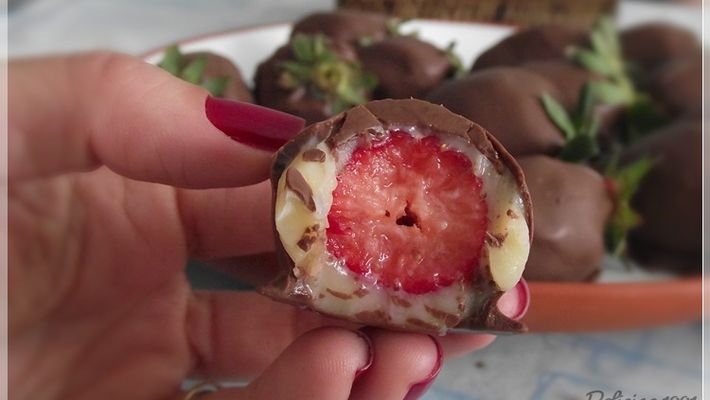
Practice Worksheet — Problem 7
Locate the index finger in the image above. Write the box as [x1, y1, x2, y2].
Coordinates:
[9, 52, 303, 188]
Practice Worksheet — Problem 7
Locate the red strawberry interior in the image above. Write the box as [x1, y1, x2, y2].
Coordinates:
[326, 130, 488, 294]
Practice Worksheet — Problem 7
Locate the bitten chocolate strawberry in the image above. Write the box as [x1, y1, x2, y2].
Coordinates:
[261, 99, 532, 334]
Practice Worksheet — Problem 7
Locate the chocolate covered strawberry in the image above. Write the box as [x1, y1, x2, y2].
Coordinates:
[261, 99, 532, 334]
[158, 45, 253, 102]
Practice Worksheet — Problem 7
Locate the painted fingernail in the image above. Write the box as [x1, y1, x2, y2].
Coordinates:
[204, 95, 305, 152]
[498, 278, 531, 321]
[403, 335, 443, 400]
[354, 329, 374, 381]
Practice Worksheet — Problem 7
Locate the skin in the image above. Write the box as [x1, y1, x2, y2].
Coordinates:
[9, 53, 522, 400]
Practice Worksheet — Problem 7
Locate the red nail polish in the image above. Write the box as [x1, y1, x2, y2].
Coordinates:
[205, 96, 305, 152]
[354, 329, 374, 381]
[403, 335, 443, 400]
[497, 278, 531, 321]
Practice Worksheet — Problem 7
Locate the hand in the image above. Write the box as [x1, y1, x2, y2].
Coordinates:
[9, 52, 519, 400]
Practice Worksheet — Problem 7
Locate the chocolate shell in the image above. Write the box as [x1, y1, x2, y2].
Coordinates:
[648, 55, 701, 119]
[263, 99, 533, 334]
[358, 36, 455, 99]
[255, 45, 330, 125]
[184, 52, 253, 103]
[291, 10, 390, 45]
[518, 156, 612, 282]
[521, 60, 598, 110]
[471, 25, 588, 71]
[620, 22, 699, 73]
[427, 67, 565, 156]
[625, 119, 701, 271]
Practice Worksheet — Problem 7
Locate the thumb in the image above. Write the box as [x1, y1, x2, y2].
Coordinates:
[9, 51, 304, 188]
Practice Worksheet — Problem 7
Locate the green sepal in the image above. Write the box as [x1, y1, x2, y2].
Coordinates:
[624, 95, 671, 143]
[604, 157, 655, 256]
[181, 55, 208, 84]
[201, 76, 230, 97]
[541, 93, 576, 139]
[158, 45, 184, 76]
[559, 134, 599, 162]
[444, 41, 466, 78]
[568, 46, 615, 77]
[589, 80, 633, 106]
[279, 34, 376, 112]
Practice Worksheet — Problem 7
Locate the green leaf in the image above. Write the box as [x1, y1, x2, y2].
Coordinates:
[575, 82, 596, 127]
[360, 71, 379, 91]
[158, 45, 184, 76]
[201, 76, 230, 97]
[180, 55, 208, 84]
[589, 80, 633, 106]
[616, 157, 654, 201]
[386, 18, 403, 35]
[358, 36, 375, 47]
[604, 157, 654, 256]
[540, 93, 576, 139]
[291, 34, 315, 63]
[598, 16, 620, 56]
[624, 95, 670, 143]
[569, 47, 615, 77]
[590, 30, 612, 60]
[281, 61, 312, 82]
[558, 134, 599, 162]
[444, 41, 466, 77]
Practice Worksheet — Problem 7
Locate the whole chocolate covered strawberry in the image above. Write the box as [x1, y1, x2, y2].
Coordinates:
[254, 34, 376, 125]
[625, 119, 701, 271]
[621, 22, 699, 73]
[519, 156, 612, 282]
[427, 67, 565, 156]
[158, 46, 253, 102]
[263, 99, 532, 334]
[291, 10, 390, 45]
[358, 36, 459, 99]
[471, 25, 587, 71]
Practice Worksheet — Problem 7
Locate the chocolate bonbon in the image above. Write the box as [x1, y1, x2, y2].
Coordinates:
[262, 99, 532, 333]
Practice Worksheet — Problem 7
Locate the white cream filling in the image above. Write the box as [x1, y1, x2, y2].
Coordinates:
[274, 130, 530, 332]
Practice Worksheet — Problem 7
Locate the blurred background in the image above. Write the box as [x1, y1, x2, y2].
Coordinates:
[8, 0, 704, 399]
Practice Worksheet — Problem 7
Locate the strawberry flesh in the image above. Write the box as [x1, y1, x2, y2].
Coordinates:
[326, 131, 488, 294]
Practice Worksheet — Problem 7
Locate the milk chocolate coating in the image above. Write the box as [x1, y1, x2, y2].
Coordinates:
[184, 52, 253, 103]
[648, 55, 701, 119]
[471, 25, 588, 71]
[519, 156, 612, 282]
[358, 36, 455, 99]
[625, 120, 701, 271]
[521, 60, 597, 110]
[264, 99, 532, 333]
[291, 10, 389, 45]
[427, 67, 565, 156]
[621, 22, 699, 73]
[254, 42, 358, 125]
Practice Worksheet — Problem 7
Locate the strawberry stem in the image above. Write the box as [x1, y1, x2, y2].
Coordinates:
[158, 45, 231, 97]
[278, 34, 377, 114]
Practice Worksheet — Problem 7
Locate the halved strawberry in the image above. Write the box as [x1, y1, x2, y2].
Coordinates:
[326, 131, 488, 294]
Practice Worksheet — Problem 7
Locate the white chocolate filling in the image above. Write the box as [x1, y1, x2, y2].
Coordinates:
[274, 129, 530, 333]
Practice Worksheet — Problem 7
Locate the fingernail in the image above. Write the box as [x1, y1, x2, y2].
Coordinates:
[204, 96, 305, 152]
[513, 279, 531, 320]
[498, 278, 531, 321]
[354, 329, 374, 381]
[403, 335, 443, 400]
